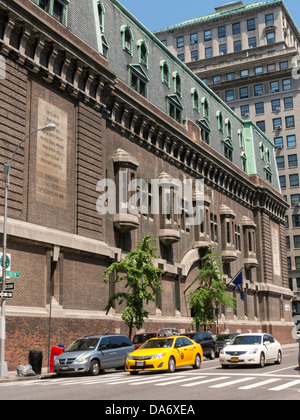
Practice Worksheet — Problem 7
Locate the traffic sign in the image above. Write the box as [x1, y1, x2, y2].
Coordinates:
[5, 271, 19, 278]
[0, 291, 13, 299]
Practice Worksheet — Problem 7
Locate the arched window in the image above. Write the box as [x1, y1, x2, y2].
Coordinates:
[160, 60, 170, 87]
[202, 97, 210, 121]
[173, 71, 182, 97]
[216, 110, 224, 132]
[225, 118, 232, 139]
[121, 24, 134, 56]
[97, 0, 105, 32]
[191, 88, 200, 112]
[137, 39, 149, 69]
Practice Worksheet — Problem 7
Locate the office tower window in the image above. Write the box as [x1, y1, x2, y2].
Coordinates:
[271, 99, 281, 111]
[204, 30, 212, 41]
[279, 175, 286, 188]
[219, 44, 227, 55]
[190, 33, 198, 44]
[282, 78, 292, 91]
[270, 81, 279, 93]
[255, 102, 264, 115]
[240, 69, 249, 78]
[240, 87, 248, 99]
[280, 61, 289, 70]
[248, 37, 257, 48]
[205, 47, 213, 58]
[290, 174, 299, 187]
[255, 66, 263, 75]
[287, 135, 296, 148]
[285, 116, 295, 128]
[273, 118, 282, 130]
[274, 137, 283, 148]
[191, 50, 198, 61]
[226, 72, 235, 81]
[288, 154, 298, 167]
[284, 97, 293, 109]
[225, 90, 234, 102]
[177, 36, 184, 48]
[234, 40, 242, 52]
[294, 236, 300, 249]
[241, 105, 249, 117]
[256, 121, 265, 132]
[266, 31, 275, 44]
[276, 156, 285, 169]
[232, 22, 240, 35]
[218, 26, 226, 38]
[291, 194, 300, 206]
[247, 19, 256, 31]
[265, 13, 274, 26]
[254, 84, 263, 96]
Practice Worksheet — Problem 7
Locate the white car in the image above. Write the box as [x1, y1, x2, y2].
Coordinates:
[219, 333, 282, 368]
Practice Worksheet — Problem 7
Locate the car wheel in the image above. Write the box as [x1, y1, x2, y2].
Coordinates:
[209, 348, 216, 360]
[221, 364, 229, 369]
[193, 354, 201, 369]
[259, 352, 265, 368]
[89, 359, 101, 376]
[275, 350, 282, 365]
[168, 357, 176, 373]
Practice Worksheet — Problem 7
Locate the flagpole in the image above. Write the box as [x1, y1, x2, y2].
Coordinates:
[227, 266, 244, 286]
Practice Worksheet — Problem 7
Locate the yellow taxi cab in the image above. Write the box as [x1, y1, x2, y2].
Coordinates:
[125, 335, 203, 375]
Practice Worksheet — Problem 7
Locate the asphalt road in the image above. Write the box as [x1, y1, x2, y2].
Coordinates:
[0, 345, 299, 403]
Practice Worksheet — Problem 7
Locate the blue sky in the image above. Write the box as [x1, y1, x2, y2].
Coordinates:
[118, 0, 300, 33]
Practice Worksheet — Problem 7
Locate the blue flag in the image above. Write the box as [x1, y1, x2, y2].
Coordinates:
[233, 271, 245, 301]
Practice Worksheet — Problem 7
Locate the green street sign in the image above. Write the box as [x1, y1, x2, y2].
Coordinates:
[5, 271, 19, 278]
[0, 271, 19, 281]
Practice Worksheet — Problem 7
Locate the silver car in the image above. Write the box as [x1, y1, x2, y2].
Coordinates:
[53, 334, 134, 376]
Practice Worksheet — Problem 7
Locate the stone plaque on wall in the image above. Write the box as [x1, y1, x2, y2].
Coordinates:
[36, 98, 68, 208]
[271, 225, 281, 277]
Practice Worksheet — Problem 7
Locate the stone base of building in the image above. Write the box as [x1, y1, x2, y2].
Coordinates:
[4, 309, 295, 371]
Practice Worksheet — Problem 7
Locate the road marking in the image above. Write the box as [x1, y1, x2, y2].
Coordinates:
[181, 377, 231, 387]
[155, 376, 208, 386]
[265, 365, 299, 374]
[128, 376, 185, 386]
[269, 380, 300, 391]
[239, 378, 281, 390]
[210, 377, 255, 388]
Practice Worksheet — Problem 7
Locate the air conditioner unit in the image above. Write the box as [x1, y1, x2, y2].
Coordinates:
[244, 113, 250, 117]
[275, 107, 281, 112]
[276, 125, 282, 130]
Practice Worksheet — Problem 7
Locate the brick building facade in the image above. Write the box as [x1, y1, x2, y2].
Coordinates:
[0, 0, 294, 371]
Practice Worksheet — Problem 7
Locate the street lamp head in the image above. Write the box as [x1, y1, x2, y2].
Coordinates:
[41, 123, 56, 132]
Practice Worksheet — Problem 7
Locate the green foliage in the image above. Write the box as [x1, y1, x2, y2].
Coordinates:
[187, 248, 236, 330]
[102, 235, 164, 338]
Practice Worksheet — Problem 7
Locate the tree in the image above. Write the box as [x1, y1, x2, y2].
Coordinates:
[187, 248, 236, 331]
[102, 235, 164, 339]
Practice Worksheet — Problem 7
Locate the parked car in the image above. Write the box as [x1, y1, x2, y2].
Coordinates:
[158, 328, 179, 337]
[219, 333, 282, 369]
[184, 332, 216, 360]
[53, 334, 134, 376]
[214, 333, 239, 356]
[132, 333, 158, 350]
[125, 335, 203, 374]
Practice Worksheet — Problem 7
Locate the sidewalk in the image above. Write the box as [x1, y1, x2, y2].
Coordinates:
[0, 343, 298, 383]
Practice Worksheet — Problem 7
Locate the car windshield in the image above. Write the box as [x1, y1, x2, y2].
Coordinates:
[140, 338, 174, 349]
[231, 336, 262, 346]
[65, 338, 99, 352]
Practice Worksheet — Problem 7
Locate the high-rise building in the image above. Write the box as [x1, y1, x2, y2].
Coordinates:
[155, 0, 300, 318]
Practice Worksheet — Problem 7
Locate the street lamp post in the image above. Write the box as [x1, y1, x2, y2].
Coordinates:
[0, 123, 56, 377]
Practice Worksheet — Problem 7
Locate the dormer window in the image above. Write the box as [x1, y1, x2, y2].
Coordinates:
[33, 0, 69, 25]
[121, 24, 134, 56]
